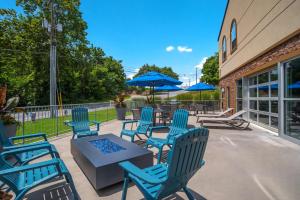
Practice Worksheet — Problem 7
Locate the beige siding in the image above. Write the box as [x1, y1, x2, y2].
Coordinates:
[219, 0, 300, 78]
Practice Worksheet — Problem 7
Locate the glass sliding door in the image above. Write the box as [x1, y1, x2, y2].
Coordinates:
[247, 67, 279, 131]
[283, 57, 300, 140]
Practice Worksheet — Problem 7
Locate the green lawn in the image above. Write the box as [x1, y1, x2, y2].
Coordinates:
[17, 108, 126, 138]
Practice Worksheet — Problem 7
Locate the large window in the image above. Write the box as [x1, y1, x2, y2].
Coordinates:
[284, 57, 300, 140]
[230, 19, 237, 53]
[248, 67, 278, 130]
[222, 36, 227, 62]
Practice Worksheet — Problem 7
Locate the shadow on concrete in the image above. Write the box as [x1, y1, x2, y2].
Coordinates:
[97, 181, 134, 197]
[25, 181, 80, 200]
[139, 188, 206, 200]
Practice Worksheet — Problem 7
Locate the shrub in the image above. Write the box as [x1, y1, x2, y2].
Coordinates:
[212, 90, 220, 100]
[193, 92, 212, 101]
[176, 93, 193, 101]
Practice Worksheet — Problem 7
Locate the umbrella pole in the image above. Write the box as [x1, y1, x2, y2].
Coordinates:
[152, 86, 155, 105]
[168, 91, 169, 100]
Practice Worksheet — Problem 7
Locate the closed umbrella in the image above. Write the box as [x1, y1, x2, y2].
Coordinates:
[127, 71, 182, 103]
[154, 85, 183, 99]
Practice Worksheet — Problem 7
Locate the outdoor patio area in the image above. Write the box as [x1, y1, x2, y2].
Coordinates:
[25, 116, 300, 200]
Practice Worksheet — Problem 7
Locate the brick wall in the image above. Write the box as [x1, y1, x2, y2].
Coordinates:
[219, 32, 300, 111]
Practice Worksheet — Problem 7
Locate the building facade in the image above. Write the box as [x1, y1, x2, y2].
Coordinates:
[218, 0, 300, 143]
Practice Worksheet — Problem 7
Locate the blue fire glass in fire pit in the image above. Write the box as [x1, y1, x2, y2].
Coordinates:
[89, 138, 126, 154]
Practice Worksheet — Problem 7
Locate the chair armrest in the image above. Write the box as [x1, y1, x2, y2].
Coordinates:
[122, 120, 139, 129]
[3, 141, 48, 151]
[0, 158, 60, 176]
[9, 133, 47, 142]
[119, 161, 165, 184]
[148, 126, 169, 137]
[123, 120, 139, 124]
[1, 144, 53, 157]
[90, 120, 101, 125]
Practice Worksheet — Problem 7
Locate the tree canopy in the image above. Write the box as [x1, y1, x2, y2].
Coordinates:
[200, 53, 219, 85]
[133, 64, 179, 80]
[0, 1, 126, 105]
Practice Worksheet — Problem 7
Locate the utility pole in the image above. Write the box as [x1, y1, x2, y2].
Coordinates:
[49, 0, 57, 117]
[42, 0, 62, 117]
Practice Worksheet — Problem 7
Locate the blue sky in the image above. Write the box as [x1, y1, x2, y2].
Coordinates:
[1, 0, 227, 86]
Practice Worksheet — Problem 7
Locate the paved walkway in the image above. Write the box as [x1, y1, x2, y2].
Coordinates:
[26, 116, 300, 200]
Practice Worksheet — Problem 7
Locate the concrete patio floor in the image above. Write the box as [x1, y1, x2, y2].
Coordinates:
[25, 116, 300, 200]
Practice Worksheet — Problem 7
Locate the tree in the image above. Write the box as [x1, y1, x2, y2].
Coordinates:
[133, 64, 179, 80]
[200, 53, 219, 85]
[0, 1, 126, 105]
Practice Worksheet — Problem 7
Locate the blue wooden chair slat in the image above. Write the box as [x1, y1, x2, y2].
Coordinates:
[146, 109, 189, 163]
[0, 122, 59, 165]
[66, 107, 101, 139]
[0, 150, 79, 200]
[119, 127, 209, 200]
[120, 107, 154, 142]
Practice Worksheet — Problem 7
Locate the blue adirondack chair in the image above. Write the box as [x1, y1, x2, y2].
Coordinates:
[66, 107, 101, 139]
[146, 109, 189, 163]
[120, 107, 154, 142]
[119, 127, 209, 200]
[0, 122, 59, 165]
[0, 145, 79, 200]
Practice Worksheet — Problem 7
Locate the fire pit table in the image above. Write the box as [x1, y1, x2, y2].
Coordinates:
[71, 134, 153, 190]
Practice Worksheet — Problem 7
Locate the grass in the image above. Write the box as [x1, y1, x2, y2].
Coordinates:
[16, 108, 126, 139]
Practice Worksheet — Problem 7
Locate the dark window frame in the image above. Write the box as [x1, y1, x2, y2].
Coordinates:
[222, 36, 227, 62]
[230, 19, 237, 53]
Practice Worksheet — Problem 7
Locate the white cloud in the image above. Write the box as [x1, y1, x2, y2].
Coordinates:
[195, 57, 208, 70]
[177, 46, 193, 53]
[126, 68, 140, 79]
[166, 46, 175, 52]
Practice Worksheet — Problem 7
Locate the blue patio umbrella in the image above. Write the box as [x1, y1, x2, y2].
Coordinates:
[154, 85, 183, 99]
[127, 71, 182, 102]
[258, 84, 278, 90]
[185, 82, 215, 99]
[288, 81, 300, 89]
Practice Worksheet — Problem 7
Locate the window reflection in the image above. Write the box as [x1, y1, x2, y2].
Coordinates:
[259, 114, 269, 125]
[270, 68, 278, 81]
[271, 101, 278, 113]
[250, 112, 257, 121]
[284, 57, 300, 140]
[285, 101, 300, 140]
[271, 117, 278, 128]
[270, 84, 278, 97]
[250, 100, 257, 110]
[259, 101, 269, 112]
[249, 88, 257, 97]
[285, 57, 300, 98]
[258, 85, 269, 97]
[258, 72, 269, 84]
[249, 77, 257, 85]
